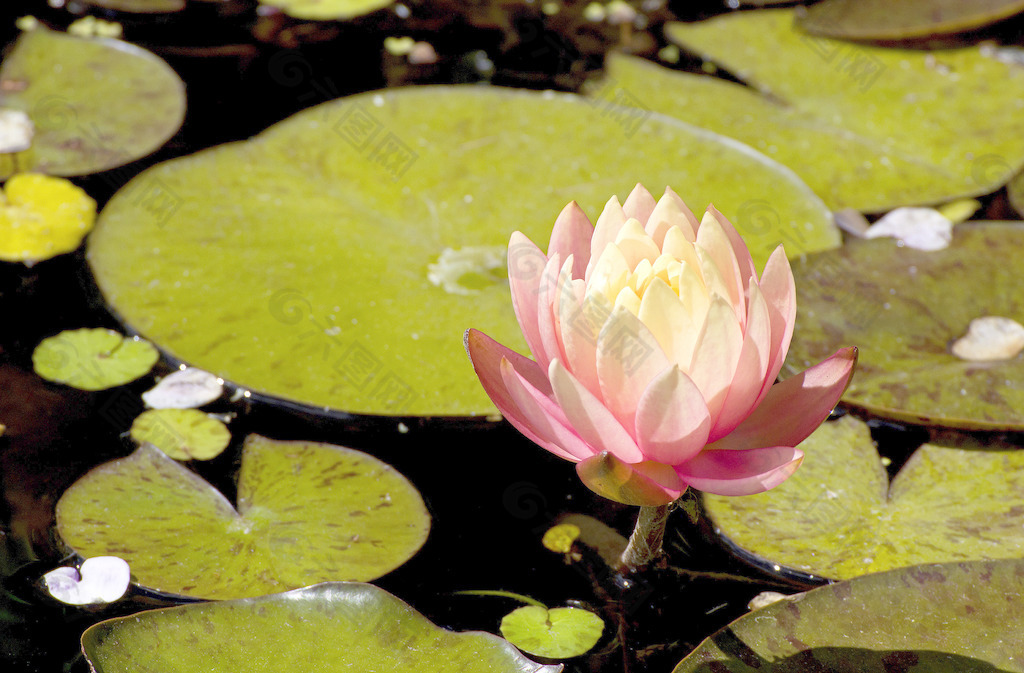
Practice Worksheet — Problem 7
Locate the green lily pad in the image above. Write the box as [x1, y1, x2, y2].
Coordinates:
[783, 222, 1024, 429]
[0, 28, 185, 179]
[609, 9, 1024, 212]
[86, 85, 835, 418]
[797, 0, 1024, 40]
[258, 0, 393, 20]
[129, 409, 231, 461]
[1008, 168, 1024, 217]
[55, 435, 431, 599]
[500, 605, 604, 659]
[82, 582, 563, 673]
[703, 415, 1024, 581]
[674, 558, 1024, 672]
[32, 328, 159, 391]
[83, 0, 186, 12]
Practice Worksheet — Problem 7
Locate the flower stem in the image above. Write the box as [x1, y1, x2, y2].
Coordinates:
[619, 504, 671, 573]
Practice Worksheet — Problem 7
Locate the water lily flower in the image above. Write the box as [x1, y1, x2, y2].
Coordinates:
[466, 185, 856, 507]
[43, 556, 131, 605]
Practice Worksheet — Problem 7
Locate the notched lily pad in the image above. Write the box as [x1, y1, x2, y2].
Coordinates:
[674, 558, 1024, 672]
[55, 435, 431, 599]
[797, 0, 1024, 40]
[0, 27, 185, 179]
[500, 605, 604, 659]
[784, 222, 1024, 429]
[632, 9, 1024, 212]
[704, 416, 1024, 581]
[129, 409, 231, 461]
[258, 0, 393, 20]
[87, 85, 833, 418]
[32, 328, 158, 391]
[83, 582, 563, 673]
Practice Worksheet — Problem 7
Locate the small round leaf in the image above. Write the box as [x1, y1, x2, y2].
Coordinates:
[32, 328, 158, 391]
[129, 409, 231, 461]
[500, 605, 604, 659]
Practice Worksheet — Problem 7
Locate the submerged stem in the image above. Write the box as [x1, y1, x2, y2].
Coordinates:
[619, 504, 671, 573]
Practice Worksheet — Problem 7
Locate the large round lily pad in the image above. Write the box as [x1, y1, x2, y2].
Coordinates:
[673, 558, 1024, 672]
[0, 28, 185, 179]
[82, 582, 563, 673]
[623, 9, 1024, 212]
[86, 85, 835, 418]
[55, 435, 431, 599]
[784, 222, 1024, 429]
[797, 0, 1024, 40]
[703, 416, 1024, 581]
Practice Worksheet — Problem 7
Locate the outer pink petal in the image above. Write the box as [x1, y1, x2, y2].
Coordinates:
[595, 307, 671, 436]
[465, 329, 588, 462]
[548, 201, 593, 280]
[708, 282, 772, 442]
[696, 211, 746, 326]
[576, 452, 687, 506]
[622, 184, 657, 224]
[507, 232, 549, 364]
[675, 446, 803, 496]
[634, 366, 711, 465]
[550, 359, 644, 463]
[707, 347, 858, 453]
[535, 252, 566, 369]
[755, 245, 797, 404]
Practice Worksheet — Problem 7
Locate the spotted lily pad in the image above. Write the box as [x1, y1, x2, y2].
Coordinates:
[674, 558, 1024, 672]
[0, 28, 185, 179]
[86, 85, 834, 418]
[500, 605, 604, 659]
[258, 0, 393, 20]
[607, 9, 1024, 212]
[32, 328, 158, 391]
[82, 583, 563, 673]
[797, 0, 1024, 40]
[783, 222, 1024, 429]
[703, 416, 1024, 581]
[55, 435, 431, 599]
[129, 409, 231, 461]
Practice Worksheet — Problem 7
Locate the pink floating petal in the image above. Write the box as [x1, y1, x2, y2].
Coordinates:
[550, 359, 643, 463]
[576, 452, 687, 506]
[676, 446, 803, 496]
[635, 366, 711, 465]
[708, 347, 858, 453]
[548, 201, 593, 279]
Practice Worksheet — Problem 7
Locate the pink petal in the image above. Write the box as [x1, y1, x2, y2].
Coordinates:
[507, 232, 549, 364]
[535, 252, 566, 369]
[596, 307, 671, 434]
[708, 282, 772, 442]
[558, 281, 603, 398]
[548, 201, 593, 279]
[635, 366, 711, 465]
[586, 196, 628, 282]
[622, 184, 657, 224]
[687, 297, 744, 427]
[576, 452, 687, 506]
[662, 187, 701, 238]
[676, 446, 803, 496]
[755, 245, 797, 404]
[696, 211, 746, 326]
[464, 329, 588, 462]
[550, 359, 643, 463]
[706, 204, 757, 299]
[708, 347, 858, 453]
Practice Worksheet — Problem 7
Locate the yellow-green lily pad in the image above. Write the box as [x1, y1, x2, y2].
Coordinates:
[83, 0, 186, 12]
[797, 0, 1024, 40]
[82, 583, 562, 673]
[55, 435, 431, 599]
[129, 409, 231, 461]
[602, 9, 1024, 212]
[673, 558, 1024, 672]
[0, 28, 185, 179]
[32, 328, 158, 391]
[784, 222, 1024, 429]
[703, 416, 1024, 581]
[500, 605, 604, 659]
[258, 0, 393, 20]
[86, 85, 835, 418]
